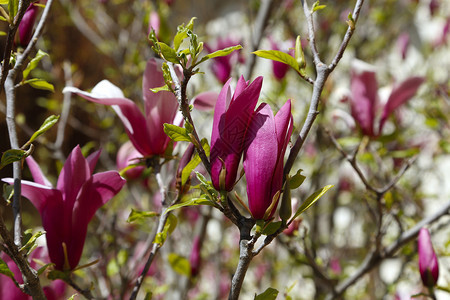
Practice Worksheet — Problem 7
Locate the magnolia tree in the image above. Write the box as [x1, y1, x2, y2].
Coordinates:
[0, 0, 449, 299]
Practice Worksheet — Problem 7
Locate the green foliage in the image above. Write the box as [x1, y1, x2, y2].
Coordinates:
[23, 50, 49, 81]
[0, 149, 27, 170]
[163, 124, 191, 142]
[168, 253, 191, 277]
[25, 115, 60, 146]
[20, 229, 44, 255]
[181, 139, 210, 186]
[289, 169, 306, 190]
[8, 0, 17, 20]
[127, 209, 159, 223]
[154, 213, 177, 246]
[312, 1, 326, 13]
[2, 184, 14, 204]
[0, 257, 15, 279]
[254, 287, 279, 300]
[165, 196, 218, 214]
[290, 185, 334, 221]
[23, 78, 55, 92]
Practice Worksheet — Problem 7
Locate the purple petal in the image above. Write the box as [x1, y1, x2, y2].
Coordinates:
[64, 81, 153, 156]
[350, 69, 378, 137]
[379, 77, 424, 134]
[211, 78, 232, 150]
[192, 91, 219, 111]
[70, 171, 125, 269]
[418, 228, 439, 287]
[233, 75, 248, 100]
[244, 103, 278, 219]
[56, 146, 90, 211]
[86, 149, 102, 174]
[143, 59, 181, 155]
[25, 155, 52, 187]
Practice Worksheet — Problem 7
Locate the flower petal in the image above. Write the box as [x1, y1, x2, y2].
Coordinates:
[244, 103, 278, 219]
[64, 81, 153, 156]
[192, 91, 219, 111]
[350, 69, 378, 137]
[86, 149, 102, 174]
[69, 171, 125, 269]
[379, 76, 424, 134]
[25, 155, 52, 187]
[56, 145, 90, 210]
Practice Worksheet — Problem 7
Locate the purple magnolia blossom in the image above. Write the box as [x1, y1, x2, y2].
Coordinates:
[205, 37, 243, 84]
[63, 58, 182, 157]
[116, 141, 145, 179]
[243, 100, 293, 219]
[16, 2, 39, 47]
[350, 61, 424, 137]
[210, 76, 263, 191]
[3, 146, 125, 270]
[418, 228, 439, 287]
[0, 247, 66, 299]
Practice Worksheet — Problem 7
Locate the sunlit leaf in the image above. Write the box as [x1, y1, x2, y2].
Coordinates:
[168, 253, 191, 277]
[127, 209, 159, 223]
[0, 149, 27, 170]
[197, 45, 242, 64]
[24, 79, 55, 92]
[255, 287, 279, 300]
[291, 185, 334, 220]
[289, 169, 306, 189]
[165, 196, 216, 214]
[253, 50, 299, 72]
[158, 42, 179, 64]
[163, 124, 191, 142]
[27, 115, 59, 144]
[23, 50, 48, 81]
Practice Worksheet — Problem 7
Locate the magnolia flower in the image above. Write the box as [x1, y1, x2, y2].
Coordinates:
[349, 61, 424, 137]
[116, 141, 145, 179]
[205, 37, 243, 84]
[0, 247, 66, 299]
[16, 2, 39, 47]
[418, 228, 439, 287]
[210, 76, 263, 191]
[3, 146, 125, 270]
[63, 58, 182, 157]
[243, 100, 293, 219]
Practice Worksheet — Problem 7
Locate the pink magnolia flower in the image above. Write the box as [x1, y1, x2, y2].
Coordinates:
[418, 228, 439, 287]
[3, 146, 126, 270]
[116, 141, 145, 179]
[210, 76, 263, 191]
[205, 37, 244, 84]
[243, 100, 293, 219]
[16, 2, 39, 47]
[63, 58, 182, 157]
[350, 61, 424, 137]
[0, 247, 66, 299]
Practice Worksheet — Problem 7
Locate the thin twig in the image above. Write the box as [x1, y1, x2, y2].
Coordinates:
[167, 62, 211, 174]
[326, 200, 450, 299]
[244, 0, 275, 79]
[64, 276, 95, 299]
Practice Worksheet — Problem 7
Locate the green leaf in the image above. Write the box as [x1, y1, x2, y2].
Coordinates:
[261, 221, 282, 236]
[291, 185, 334, 220]
[255, 287, 279, 300]
[165, 196, 217, 214]
[150, 85, 170, 93]
[2, 184, 14, 204]
[127, 209, 159, 223]
[0, 257, 15, 279]
[173, 29, 189, 52]
[154, 213, 177, 245]
[27, 115, 59, 144]
[168, 253, 191, 277]
[164, 124, 191, 142]
[289, 169, 306, 189]
[198, 45, 242, 64]
[8, 0, 18, 19]
[185, 17, 196, 31]
[0, 1, 9, 5]
[253, 50, 299, 72]
[47, 269, 70, 281]
[312, 1, 326, 12]
[24, 79, 55, 92]
[20, 230, 44, 254]
[37, 263, 53, 276]
[23, 50, 48, 81]
[0, 149, 27, 170]
[181, 155, 201, 186]
[158, 42, 179, 64]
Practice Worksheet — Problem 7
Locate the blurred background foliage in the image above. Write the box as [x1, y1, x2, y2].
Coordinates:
[1, 0, 449, 298]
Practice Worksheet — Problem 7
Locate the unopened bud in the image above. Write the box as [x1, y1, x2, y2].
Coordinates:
[295, 35, 306, 70]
